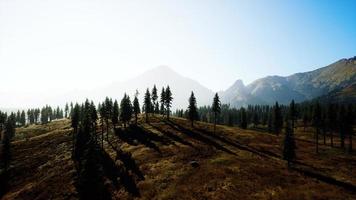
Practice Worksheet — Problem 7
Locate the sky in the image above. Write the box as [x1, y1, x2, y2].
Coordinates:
[1, 0, 356, 107]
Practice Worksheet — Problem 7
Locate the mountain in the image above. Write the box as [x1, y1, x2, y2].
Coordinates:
[221, 56, 356, 107]
[45, 66, 215, 109]
[98, 66, 215, 109]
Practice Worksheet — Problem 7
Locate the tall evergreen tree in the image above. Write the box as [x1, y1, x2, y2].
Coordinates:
[289, 100, 297, 130]
[273, 102, 283, 136]
[71, 103, 80, 152]
[20, 110, 26, 126]
[1, 117, 15, 170]
[120, 94, 133, 128]
[240, 107, 247, 129]
[65, 103, 69, 118]
[144, 88, 152, 123]
[313, 102, 322, 153]
[283, 121, 296, 168]
[160, 87, 166, 116]
[338, 105, 346, 149]
[133, 95, 141, 125]
[212, 93, 221, 133]
[346, 104, 354, 153]
[327, 103, 336, 147]
[188, 91, 198, 127]
[165, 85, 173, 120]
[151, 85, 158, 114]
[112, 100, 119, 128]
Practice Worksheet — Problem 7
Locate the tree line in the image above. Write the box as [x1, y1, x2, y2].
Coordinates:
[175, 96, 355, 154]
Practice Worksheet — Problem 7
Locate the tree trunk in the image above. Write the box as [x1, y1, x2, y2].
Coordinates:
[135, 114, 138, 125]
[330, 131, 334, 147]
[214, 113, 217, 134]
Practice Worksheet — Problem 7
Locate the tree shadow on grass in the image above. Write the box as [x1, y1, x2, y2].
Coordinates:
[164, 120, 237, 155]
[108, 142, 145, 181]
[149, 123, 195, 148]
[98, 147, 141, 197]
[114, 125, 172, 153]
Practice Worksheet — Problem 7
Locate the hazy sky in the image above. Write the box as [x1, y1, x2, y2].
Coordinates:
[1, 0, 356, 107]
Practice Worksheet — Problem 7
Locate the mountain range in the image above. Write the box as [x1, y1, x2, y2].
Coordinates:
[219, 56, 356, 106]
[4, 56, 355, 110]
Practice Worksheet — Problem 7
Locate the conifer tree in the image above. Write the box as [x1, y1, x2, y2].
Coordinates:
[188, 91, 198, 127]
[71, 103, 80, 152]
[65, 103, 69, 118]
[313, 102, 322, 153]
[120, 94, 133, 128]
[327, 103, 336, 147]
[267, 111, 273, 133]
[240, 107, 247, 129]
[2, 117, 15, 170]
[133, 95, 141, 125]
[165, 85, 173, 120]
[289, 100, 297, 130]
[90, 101, 98, 141]
[20, 110, 26, 126]
[338, 105, 346, 149]
[98, 103, 105, 149]
[346, 104, 354, 153]
[160, 87, 166, 116]
[144, 88, 152, 123]
[212, 93, 221, 133]
[283, 121, 296, 168]
[152, 85, 158, 114]
[104, 97, 113, 141]
[273, 102, 283, 135]
[112, 100, 119, 128]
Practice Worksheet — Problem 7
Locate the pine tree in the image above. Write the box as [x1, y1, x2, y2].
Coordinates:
[144, 88, 152, 123]
[65, 103, 69, 118]
[152, 85, 158, 114]
[346, 104, 354, 153]
[289, 100, 297, 130]
[212, 93, 221, 133]
[283, 121, 296, 168]
[20, 110, 26, 126]
[267, 111, 273, 132]
[112, 100, 119, 128]
[90, 101, 98, 141]
[133, 95, 141, 125]
[120, 94, 133, 128]
[188, 91, 198, 127]
[1, 117, 15, 170]
[313, 102, 322, 153]
[160, 87, 166, 116]
[98, 103, 105, 149]
[71, 103, 80, 152]
[327, 103, 336, 147]
[338, 105, 346, 149]
[273, 102, 283, 136]
[104, 97, 113, 141]
[240, 107, 247, 129]
[165, 86, 173, 120]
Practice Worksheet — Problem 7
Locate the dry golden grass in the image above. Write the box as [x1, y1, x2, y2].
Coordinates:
[2, 115, 356, 199]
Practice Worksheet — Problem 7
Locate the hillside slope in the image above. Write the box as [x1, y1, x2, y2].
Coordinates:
[221, 56, 356, 106]
[2, 117, 356, 199]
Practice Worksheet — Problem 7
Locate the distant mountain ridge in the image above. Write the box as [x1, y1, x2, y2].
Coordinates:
[4, 57, 355, 111]
[220, 56, 356, 107]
